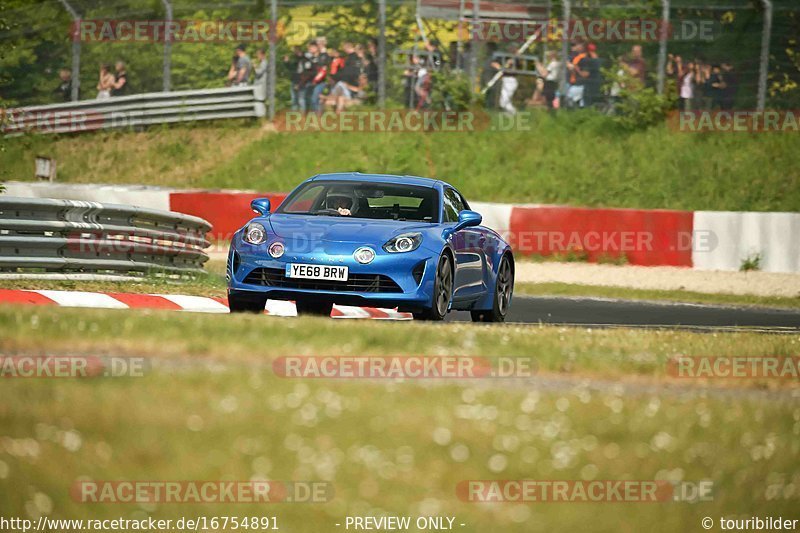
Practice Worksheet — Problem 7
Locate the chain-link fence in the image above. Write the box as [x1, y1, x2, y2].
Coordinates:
[1, 0, 799, 114]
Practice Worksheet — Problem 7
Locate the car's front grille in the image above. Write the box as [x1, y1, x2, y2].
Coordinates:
[243, 267, 403, 293]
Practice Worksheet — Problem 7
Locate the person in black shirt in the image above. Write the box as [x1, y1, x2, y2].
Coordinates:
[55, 69, 73, 102]
[707, 65, 725, 110]
[366, 38, 379, 87]
[282, 47, 304, 110]
[721, 62, 738, 110]
[309, 40, 330, 113]
[580, 44, 602, 107]
[111, 61, 129, 97]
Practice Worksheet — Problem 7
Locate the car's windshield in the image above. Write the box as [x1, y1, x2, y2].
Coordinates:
[276, 181, 439, 222]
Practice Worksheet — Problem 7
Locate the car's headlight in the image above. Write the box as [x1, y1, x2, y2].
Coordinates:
[383, 232, 422, 253]
[244, 222, 267, 245]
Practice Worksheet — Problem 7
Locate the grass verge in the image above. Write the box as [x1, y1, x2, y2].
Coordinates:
[3, 113, 800, 211]
[1, 305, 798, 383]
[0, 305, 798, 531]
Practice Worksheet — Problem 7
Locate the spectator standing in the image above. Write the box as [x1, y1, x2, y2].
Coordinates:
[329, 42, 362, 113]
[498, 56, 518, 114]
[565, 42, 587, 108]
[283, 47, 305, 110]
[535, 50, 561, 109]
[707, 64, 726, 109]
[622, 44, 647, 88]
[234, 44, 253, 86]
[111, 61, 129, 97]
[309, 38, 330, 113]
[96, 64, 115, 100]
[721, 62, 738, 110]
[581, 43, 602, 107]
[253, 48, 268, 100]
[301, 41, 326, 113]
[366, 38, 379, 87]
[55, 68, 72, 102]
[415, 57, 432, 110]
[679, 61, 695, 111]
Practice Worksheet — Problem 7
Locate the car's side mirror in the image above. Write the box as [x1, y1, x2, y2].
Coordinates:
[250, 198, 271, 216]
[454, 210, 482, 231]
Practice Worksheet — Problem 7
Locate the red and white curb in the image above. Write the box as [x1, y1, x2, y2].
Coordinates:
[0, 289, 412, 319]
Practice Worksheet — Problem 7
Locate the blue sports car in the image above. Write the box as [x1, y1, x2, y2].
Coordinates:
[226, 173, 514, 321]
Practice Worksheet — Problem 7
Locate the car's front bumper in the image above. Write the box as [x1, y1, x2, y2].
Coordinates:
[227, 235, 438, 311]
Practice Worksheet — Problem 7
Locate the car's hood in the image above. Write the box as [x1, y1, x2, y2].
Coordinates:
[267, 213, 432, 244]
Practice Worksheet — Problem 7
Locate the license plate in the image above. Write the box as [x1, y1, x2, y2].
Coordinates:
[285, 263, 349, 282]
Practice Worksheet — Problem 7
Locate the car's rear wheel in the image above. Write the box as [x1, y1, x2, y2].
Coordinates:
[228, 292, 267, 313]
[413, 254, 453, 321]
[295, 300, 334, 317]
[471, 254, 513, 323]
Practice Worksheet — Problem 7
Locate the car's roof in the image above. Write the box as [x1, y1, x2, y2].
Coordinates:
[308, 172, 445, 189]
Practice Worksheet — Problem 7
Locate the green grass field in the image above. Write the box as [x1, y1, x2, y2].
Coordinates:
[0, 304, 798, 532]
[2, 112, 799, 532]
[3, 112, 800, 211]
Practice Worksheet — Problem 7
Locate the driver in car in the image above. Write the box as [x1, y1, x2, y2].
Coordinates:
[327, 194, 354, 216]
[335, 198, 352, 216]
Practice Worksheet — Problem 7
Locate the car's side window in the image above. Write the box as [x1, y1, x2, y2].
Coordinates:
[456, 191, 470, 211]
[283, 185, 325, 213]
[443, 188, 466, 223]
[442, 188, 461, 223]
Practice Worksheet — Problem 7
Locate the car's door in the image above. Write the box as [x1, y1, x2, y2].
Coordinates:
[443, 187, 486, 301]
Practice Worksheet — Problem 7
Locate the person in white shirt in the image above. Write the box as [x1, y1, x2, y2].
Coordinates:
[536, 50, 562, 109]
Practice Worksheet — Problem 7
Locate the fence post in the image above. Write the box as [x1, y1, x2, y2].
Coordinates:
[268, 0, 277, 120]
[378, 0, 386, 108]
[757, 0, 772, 111]
[58, 0, 81, 101]
[656, 0, 669, 95]
[161, 0, 172, 92]
[559, 0, 570, 98]
[470, 0, 480, 93]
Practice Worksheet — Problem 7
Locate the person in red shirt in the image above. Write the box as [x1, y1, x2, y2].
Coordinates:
[622, 44, 647, 87]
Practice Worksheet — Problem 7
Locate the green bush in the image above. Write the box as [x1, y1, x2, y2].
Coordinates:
[430, 71, 473, 111]
[603, 67, 674, 131]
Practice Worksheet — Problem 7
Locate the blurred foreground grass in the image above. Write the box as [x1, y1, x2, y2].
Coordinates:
[0, 305, 798, 532]
[1, 360, 798, 532]
[2, 305, 799, 381]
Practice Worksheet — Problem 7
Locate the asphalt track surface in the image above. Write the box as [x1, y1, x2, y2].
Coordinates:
[445, 296, 800, 331]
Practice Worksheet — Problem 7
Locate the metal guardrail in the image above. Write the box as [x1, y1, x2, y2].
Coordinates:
[0, 197, 212, 275]
[491, 51, 542, 76]
[1, 86, 263, 136]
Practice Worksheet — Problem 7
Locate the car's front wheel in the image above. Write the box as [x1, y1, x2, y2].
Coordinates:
[413, 254, 453, 321]
[471, 254, 513, 323]
[228, 291, 267, 313]
[295, 300, 334, 317]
